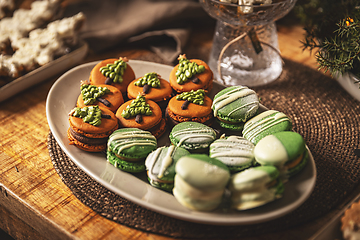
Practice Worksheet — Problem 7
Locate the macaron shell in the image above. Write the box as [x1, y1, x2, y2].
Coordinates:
[169, 59, 213, 93]
[76, 84, 124, 112]
[175, 154, 230, 191]
[145, 146, 190, 181]
[231, 181, 283, 210]
[209, 136, 254, 170]
[90, 58, 135, 94]
[272, 131, 306, 161]
[172, 178, 223, 211]
[242, 110, 292, 145]
[67, 128, 107, 152]
[107, 128, 157, 160]
[254, 135, 289, 166]
[216, 119, 245, 131]
[229, 166, 278, 192]
[116, 99, 163, 130]
[167, 94, 213, 118]
[107, 150, 146, 172]
[169, 122, 216, 150]
[212, 86, 259, 123]
[69, 107, 118, 136]
[127, 78, 173, 102]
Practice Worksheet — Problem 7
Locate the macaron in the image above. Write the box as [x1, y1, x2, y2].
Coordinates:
[169, 54, 213, 93]
[116, 94, 166, 139]
[173, 154, 230, 211]
[242, 110, 292, 145]
[166, 89, 213, 126]
[253, 131, 308, 178]
[145, 145, 190, 192]
[107, 128, 157, 173]
[229, 165, 284, 210]
[169, 121, 216, 153]
[67, 105, 118, 152]
[212, 85, 259, 131]
[89, 57, 135, 97]
[127, 72, 173, 110]
[76, 82, 124, 113]
[209, 135, 255, 173]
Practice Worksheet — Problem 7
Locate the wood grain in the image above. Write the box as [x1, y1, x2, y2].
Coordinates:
[0, 20, 321, 240]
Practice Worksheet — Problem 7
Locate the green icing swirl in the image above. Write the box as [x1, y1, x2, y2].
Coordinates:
[175, 57, 205, 84]
[81, 84, 110, 105]
[134, 72, 161, 87]
[99, 58, 127, 83]
[71, 105, 102, 126]
[121, 94, 152, 119]
[176, 89, 206, 105]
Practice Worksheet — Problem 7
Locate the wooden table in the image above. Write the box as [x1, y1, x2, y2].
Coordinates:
[1, 17, 330, 240]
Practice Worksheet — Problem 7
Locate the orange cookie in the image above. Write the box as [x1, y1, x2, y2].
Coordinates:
[89, 57, 135, 96]
[116, 96, 166, 139]
[68, 106, 118, 152]
[76, 84, 124, 113]
[127, 73, 173, 110]
[166, 90, 213, 126]
[169, 55, 213, 93]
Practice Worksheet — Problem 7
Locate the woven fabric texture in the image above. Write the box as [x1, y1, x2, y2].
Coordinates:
[47, 59, 360, 238]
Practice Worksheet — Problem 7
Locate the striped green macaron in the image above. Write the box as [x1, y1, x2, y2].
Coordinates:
[107, 128, 157, 172]
[242, 110, 292, 145]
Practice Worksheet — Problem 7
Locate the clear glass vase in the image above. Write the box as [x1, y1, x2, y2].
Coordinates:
[209, 21, 282, 86]
[199, 0, 297, 87]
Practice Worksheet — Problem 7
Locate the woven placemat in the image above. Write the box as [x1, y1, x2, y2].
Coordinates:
[47, 58, 360, 239]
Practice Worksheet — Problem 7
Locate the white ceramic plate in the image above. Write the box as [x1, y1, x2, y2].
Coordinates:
[0, 41, 88, 103]
[46, 60, 317, 225]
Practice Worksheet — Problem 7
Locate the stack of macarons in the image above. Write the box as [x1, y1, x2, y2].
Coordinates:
[64, 55, 311, 213]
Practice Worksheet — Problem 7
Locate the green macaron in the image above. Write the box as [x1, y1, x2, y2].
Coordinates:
[209, 135, 255, 173]
[229, 165, 284, 210]
[212, 86, 259, 131]
[173, 154, 230, 211]
[242, 110, 292, 145]
[145, 145, 190, 192]
[253, 131, 308, 178]
[107, 128, 157, 172]
[169, 121, 216, 153]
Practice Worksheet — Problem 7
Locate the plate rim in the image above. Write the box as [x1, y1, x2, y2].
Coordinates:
[46, 59, 317, 225]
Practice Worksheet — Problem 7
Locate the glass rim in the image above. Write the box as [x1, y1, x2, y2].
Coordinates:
[203, 0, 294, 8]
